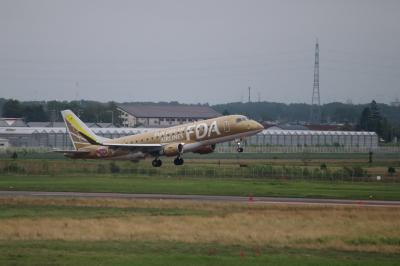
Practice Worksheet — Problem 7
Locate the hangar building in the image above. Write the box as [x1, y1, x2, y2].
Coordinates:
[117, 104, 221, 127]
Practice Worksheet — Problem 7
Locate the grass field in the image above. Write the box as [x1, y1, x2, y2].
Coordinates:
[1, 241, 399, 266]
[0, 197, 399, 265]
[1, 174, 400, 200]
[1, 157, 399, 265]
[1, 157, 399, 180]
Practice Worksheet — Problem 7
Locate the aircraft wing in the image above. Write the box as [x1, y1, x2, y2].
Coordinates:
[102, 143, 163, 152]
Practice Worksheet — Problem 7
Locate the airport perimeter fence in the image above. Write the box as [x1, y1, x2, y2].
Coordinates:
[0, 159, 398, 183]
[216, 145, 400, 153]
[0, 147, 399, 163]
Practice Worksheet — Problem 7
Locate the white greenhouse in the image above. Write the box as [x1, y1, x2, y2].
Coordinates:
[0, 127, 378, 151]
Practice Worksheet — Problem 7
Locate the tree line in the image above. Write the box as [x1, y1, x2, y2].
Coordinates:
[213, 101, 400, 126]
[0, 98, 399, 141]
[213, 101, 399, 142]
[0, 99, 208, 126]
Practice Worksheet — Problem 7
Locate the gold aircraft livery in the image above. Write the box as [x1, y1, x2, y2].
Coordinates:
[58, 110, 264, 167]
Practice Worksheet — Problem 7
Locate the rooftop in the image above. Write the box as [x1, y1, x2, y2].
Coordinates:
[117, 104, 221, 118]
[0, 127, 377, 137]
[0, 118, 27, 127]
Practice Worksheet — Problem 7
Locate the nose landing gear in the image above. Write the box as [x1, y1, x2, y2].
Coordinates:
[173, 143, 185, 165]
[235, 138, 244, 153]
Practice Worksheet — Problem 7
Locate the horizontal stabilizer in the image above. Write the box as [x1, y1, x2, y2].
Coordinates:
[53, 150, 91, 154]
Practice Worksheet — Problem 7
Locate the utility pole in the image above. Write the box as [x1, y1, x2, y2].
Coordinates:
[49, 109, 57, 127]
[310, 39, 321, 124]
[248, 86, 251, 103]
[107, 110, 114, 125]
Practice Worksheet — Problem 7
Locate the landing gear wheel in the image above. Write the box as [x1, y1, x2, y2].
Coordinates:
[152, 159, 162, 167]
[235, 138, 244, 153]
[174, 157, 184, 166]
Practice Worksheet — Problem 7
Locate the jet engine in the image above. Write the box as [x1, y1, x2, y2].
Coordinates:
[193, 144, 216, 154]
[162, 143, 184, 157]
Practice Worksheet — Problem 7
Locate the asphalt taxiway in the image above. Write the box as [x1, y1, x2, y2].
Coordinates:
[1, 190, 399, 207]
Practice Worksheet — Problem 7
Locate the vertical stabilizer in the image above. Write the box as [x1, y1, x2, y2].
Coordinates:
[61, 110, 107, 150]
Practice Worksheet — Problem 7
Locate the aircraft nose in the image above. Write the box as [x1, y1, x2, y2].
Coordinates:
[254, 121, 264, 131]
[249, 120, 264, 131]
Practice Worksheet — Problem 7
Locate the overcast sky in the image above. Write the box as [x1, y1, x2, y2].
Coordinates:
[0, 0, 399, 104]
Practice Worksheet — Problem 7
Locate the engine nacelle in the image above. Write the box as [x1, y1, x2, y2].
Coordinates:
[162, 143, 184, 157]
[193, 144, 216, 154]
[95, 146, 112, 158]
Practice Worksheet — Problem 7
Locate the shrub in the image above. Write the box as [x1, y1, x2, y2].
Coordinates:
[41, 161, 49, 174]
[343, 166, 365, 177]
[109, 162, 120, 173]
[302, 167, 310, 178]
[352, 166, 365, 177]
[3, 162, 25, 173]
[97, 164, 107, 174]
[388, 167, 396, 176]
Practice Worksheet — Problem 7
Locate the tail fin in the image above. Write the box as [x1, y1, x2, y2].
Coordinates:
[61, 110, 107, 150]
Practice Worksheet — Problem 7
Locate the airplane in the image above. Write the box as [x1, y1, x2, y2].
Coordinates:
[57, 109, 264, 167]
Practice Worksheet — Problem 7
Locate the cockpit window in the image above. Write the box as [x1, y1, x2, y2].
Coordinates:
[235, 116, 249, 123]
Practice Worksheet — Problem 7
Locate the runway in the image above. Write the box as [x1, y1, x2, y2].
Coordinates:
[1, 190, 399, 207]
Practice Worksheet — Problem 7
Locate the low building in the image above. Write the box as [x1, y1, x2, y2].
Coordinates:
[247, 130, 378, 147]
[27, 122, 115, 128]
[27, 122, 66, 127]
[0, 125, 380, 150]
[265, 124, 309, 131]
[0, 138, 10, 149]
[391, 98, 400, 107]
[0, 118, 27, 127]
[117, 104, 221, 127]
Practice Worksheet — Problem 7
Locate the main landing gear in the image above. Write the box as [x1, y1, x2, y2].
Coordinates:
[152, 157, 183, 167]
[174, 143, 184, 166]
[174, 157, 184, 166]
[152, 158, 162, 167]
[236, 138, 244, 153]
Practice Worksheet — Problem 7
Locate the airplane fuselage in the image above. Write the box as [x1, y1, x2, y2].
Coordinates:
[66, 114, 263, 160]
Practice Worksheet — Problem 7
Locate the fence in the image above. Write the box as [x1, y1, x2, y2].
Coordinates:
[216, 145, 400, 153]
[1, 145, 400, 156]
[0, 160, 398, 182]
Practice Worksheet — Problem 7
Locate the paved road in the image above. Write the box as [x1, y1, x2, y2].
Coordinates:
[1, 190, 399, 207]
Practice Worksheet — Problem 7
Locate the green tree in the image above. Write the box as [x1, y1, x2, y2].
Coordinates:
[357, 100, 394, 142]
[23, 105, 49, 122]
[369, 100, 382, 135]
[2, 99, 23, 117]
[357, 107, 371, 131]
